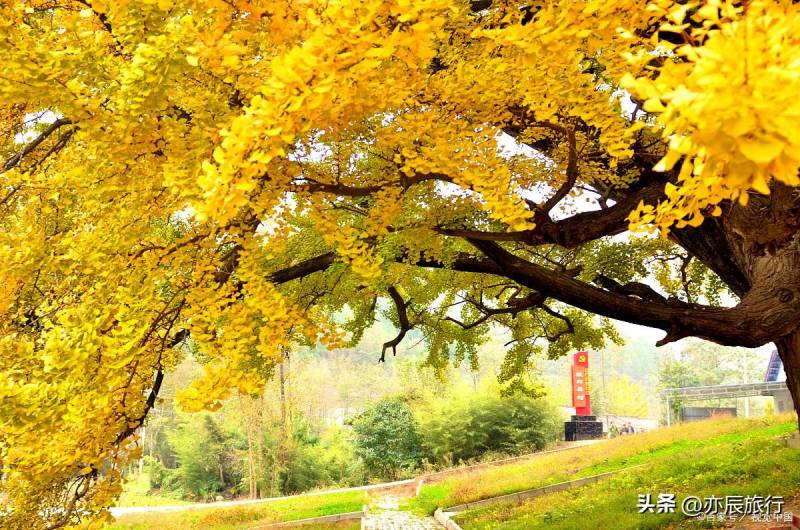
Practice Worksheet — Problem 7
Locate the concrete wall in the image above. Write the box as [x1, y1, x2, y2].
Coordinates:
[774, 389, 794, 413]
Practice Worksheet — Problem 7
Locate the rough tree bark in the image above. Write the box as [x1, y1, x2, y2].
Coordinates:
[720, 185, 800, 429]
[776, 331, 800, 430]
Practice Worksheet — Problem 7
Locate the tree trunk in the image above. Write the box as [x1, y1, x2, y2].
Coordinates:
[721, 186, 800, 429]
[279, 361, 287, 431]
[275, 356, 291, 495]
[667, 184, 800, 429]
[775, 330, 800, 430]
[245, 412, 257, 499]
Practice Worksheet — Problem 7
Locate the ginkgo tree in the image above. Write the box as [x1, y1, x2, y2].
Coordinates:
[1, 0, 799, 527]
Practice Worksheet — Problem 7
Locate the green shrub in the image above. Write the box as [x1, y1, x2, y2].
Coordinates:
[418, 392, 561, 465]
[349, 396, 427, 480]
[146, 457, 169, 490]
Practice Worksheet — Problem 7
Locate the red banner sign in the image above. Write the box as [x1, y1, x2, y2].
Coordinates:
[572, 351, 591, 415]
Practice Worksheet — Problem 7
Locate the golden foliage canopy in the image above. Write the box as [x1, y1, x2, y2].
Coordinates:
[1, 0, 799, 527]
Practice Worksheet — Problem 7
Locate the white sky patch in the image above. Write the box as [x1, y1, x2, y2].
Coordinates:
[495, 130, 607, 221]
[13, 110, 60, 144]
[617, 90, 639, 119]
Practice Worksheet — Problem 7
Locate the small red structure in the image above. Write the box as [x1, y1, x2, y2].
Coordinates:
[564, 351, 602, 440]
[571, 351, 591, 416]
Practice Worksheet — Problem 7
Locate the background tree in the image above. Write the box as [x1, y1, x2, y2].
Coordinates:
[418, 388, 561, 465]
[349, 396, 427, 481]
[133, 343, 559, 503]
[602, 376, 652, 418]
[2, 0, 800, 527]
[657, 339, 771, 420]
[168, 414, 242, 500]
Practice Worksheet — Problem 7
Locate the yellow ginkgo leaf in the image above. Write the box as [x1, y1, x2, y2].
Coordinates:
[739, 137, 784, 164]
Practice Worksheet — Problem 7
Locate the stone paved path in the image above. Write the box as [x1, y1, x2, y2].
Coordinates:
[362, 496, 441, 530]
[362, 511, 441, 530]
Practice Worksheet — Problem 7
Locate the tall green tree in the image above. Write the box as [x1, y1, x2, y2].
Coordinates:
[349, 397, 426, 480]
[169, 414, 242, 499]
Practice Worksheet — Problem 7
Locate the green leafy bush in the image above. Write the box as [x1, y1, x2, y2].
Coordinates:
[418, 391, 561, 465]
[349, 396, 427, 480]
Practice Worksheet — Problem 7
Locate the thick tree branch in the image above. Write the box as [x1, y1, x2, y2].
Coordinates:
[466, 239, 800, 348]
[2, 118, 73, 173]
[381, 286, 412, 362]
[269, 253, 336, 283]
[593, 274, 667, 303]
[264, 250, 499, 288]
[291, 172, 454, 197]
[437, 181, 665, 248]
[255, 228, 783, 354]
[470, 0, 493, 10]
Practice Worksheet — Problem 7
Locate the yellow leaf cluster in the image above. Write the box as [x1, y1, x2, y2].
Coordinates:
[4, 0, 795, 525]
[624, 0, 800, 231]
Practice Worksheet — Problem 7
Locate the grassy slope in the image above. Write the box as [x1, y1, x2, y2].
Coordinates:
[453, 415, 800, 529]
[406, 414, 798, 516]
[106, 489, 366, 530]
[290, 521, 360, 530]
[116, 472, 191, 507]
[110, 415, 799, 529]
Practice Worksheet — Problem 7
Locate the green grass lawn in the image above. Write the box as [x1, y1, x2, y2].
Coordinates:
[449, 415, 800, 529]
[405, 414, 798, 517]
[106, 489, 366, 530]
[116, 472, 191, 507]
